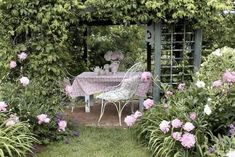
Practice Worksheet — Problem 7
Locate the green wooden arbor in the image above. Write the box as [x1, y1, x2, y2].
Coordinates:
[151, 22, 202, 102]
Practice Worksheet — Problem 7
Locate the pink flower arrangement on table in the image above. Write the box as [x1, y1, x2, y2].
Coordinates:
[159, 117, 196, 149]
[104, 51, 124, 62]
[124, 110, 143, 127]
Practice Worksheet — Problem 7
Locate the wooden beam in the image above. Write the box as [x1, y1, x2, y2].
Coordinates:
[153, 22, 162, 102]
[194, 29, 202, 72]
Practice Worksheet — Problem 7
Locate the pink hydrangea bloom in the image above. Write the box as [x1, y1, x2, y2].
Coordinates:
[212, 80, 223, 87]
[133, 111, 142, 119]
[177, 83, 185, 91]
[37, 114, 50, 124]
[143, 99, 154, 109]
[180, 133, 196, 148]
[0, 101, 8, 112]
[165, 91, 173, 98]
[171, 118, 183, 128]
[9, 61, 17, 69]
[141, 72, 152, 82]
[58, 120, 67, 132]
[189, 112, 197, 121]
[65, 85, 73, 96]
[159, 120, 171, 133]
[223, 71, 235, 83]
[172, 132, 182, 141]
[124, 115, 136, 127]
[183, 122, 195, 132]
[20, 76, 30, 86]
[18, 52, 28, 60]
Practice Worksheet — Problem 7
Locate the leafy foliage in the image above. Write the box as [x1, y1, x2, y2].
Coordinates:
[134, 47, 235, 157]
[0, 122, 38, 157]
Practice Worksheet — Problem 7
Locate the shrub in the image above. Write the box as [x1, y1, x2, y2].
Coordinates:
[134, 47, 235, 157]
[0, 122, 38, 157]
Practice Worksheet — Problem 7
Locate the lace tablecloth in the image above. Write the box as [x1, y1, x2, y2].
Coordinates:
[70, 72, 150, 97]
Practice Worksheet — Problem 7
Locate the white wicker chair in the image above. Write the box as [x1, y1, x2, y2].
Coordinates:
[96, 62, 144, 126]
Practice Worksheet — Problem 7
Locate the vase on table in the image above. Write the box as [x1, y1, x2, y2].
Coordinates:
[110, 61, 120, 74]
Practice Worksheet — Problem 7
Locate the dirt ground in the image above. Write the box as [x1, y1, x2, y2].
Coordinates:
[65, 101, 140, 127]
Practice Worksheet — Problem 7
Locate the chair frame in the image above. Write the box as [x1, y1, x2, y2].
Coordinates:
[96, 62, 144, 126]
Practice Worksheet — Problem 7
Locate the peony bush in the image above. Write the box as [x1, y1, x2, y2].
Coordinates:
[134, 47, 235, 157]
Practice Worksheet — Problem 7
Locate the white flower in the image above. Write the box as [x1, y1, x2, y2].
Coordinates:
[226, 150, 235, 157]
[212, 49, 222, 57]
[183, 122, 195, 132]
[204, 105, 212, 115]
[19, 76, 30, 86]
[207, 98, 212, 102]
[195, 80, 205, 88]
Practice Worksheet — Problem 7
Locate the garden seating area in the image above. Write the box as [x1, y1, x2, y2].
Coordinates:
[0, 1, 235, 157]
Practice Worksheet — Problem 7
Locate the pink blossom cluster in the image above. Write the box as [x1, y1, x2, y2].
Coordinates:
[212, 70, 235, 88]
[58, 120, 67, 132]
[165, 91, 173, 98]
[159, 118, 196, 148]
[143, 99, 154, 109]
[5, 114, 20, 127]
[124, 111, 143, 127]
[65, 85, 73, 96]
[141, 72, 152, 82]
[0, 101, 8, 112]
[104, 51, 124, 61]
[9, 51, 28, 69]
[37, 114, 50, 124]
[177, 83, 186, 91]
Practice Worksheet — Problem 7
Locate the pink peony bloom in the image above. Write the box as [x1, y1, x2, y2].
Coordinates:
[177, 83, 185, 91]
[65, 85, 73, 96]
[189, 112, 197, 121]
[141, 72, 152, 82]
[159, 120, 171, 133]
[212, 80, 223, 87]
[58, 120, 67, 132]
[5, 114, 19, 127]
[37, 114, 50, 124]
[183, 122, 195, 132]
[171, 118, 183, 128]
[223, 71, 235, 83]
[133, 111, 142, 119]
[20, 76, 30, 86]
[143, 99, 154, 109]
[0, 101, 8, 112]
[124, 115, 136, 127]
[180, 133, 196, 148]
[9, 61, 17, 69]
[18, 52, 28, 60]
[165, 91, 173, 98]
[172, 132, 182, 141]
[5, 120, 16, 127]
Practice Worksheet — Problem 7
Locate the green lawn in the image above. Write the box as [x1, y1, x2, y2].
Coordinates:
[36, 126, 150, 157]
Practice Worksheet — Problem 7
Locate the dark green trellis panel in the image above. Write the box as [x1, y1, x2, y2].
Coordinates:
[153, 22, 202, 102]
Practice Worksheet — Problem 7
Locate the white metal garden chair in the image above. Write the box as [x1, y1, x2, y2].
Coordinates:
[96, 62, 144, 126]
